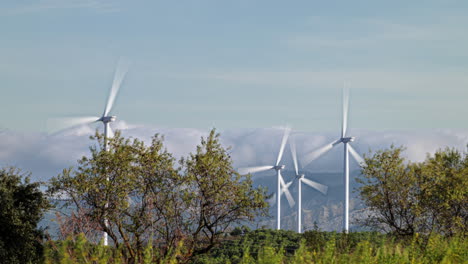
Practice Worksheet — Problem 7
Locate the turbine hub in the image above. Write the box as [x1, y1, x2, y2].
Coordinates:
[274, 165, 285, 171]
[341, 137, 355, 143]
[298, 174, 305, 179]
[100, 116, 116, 123]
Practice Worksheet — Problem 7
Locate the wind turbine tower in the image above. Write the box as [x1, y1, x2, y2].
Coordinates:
[238, 127, 295, 230]
[290, 136, 328, 233]
[302, 85, 364, 233]
[48, 59, 129, 245]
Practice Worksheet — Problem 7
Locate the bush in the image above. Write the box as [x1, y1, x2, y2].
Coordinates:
[0, 167, 50, 264]
[190, 230, 468, 264]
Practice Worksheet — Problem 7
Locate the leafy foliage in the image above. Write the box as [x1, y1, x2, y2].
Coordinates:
[41, 134, 467, 263]
[181, 129, 268, 255]
[48, 129, 268, 263]
[0, 167, 50, 264]
[49, 131, 180, 262]
[417, 148, 468, 235]
[186, 230, 467, 264]
[357, 146, 468, 236]
[191, 229, 301, 263]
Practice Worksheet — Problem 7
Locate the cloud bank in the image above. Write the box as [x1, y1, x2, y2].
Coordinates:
[1, 122, 467, 182]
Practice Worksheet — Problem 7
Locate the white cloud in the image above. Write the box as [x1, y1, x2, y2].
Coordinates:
[1, 123, 467, 182]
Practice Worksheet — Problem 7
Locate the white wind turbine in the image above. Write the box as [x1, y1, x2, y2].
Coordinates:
[238, 127, 295, 230]
[301, 86, 365, 233]
[289, 136, 328, 233]
[48, 59, 129, 245]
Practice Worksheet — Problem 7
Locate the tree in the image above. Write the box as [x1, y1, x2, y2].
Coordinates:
[180, 129, 269, 255]
[0, 167, 50, 264]
[49, 129, 269, 263]
[357, 146, 468, 236]
[357, 146, 421, 236]
[49, 131, 179, 262]
[417, 148, 468, 236]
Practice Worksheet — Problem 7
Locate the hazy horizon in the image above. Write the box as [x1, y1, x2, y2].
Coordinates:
[1, 124, 467, 183]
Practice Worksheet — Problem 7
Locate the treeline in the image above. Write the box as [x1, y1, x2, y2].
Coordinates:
[0, 129, 467, 263]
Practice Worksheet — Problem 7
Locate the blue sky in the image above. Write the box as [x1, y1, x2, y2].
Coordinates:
[1, 0, 468, 132]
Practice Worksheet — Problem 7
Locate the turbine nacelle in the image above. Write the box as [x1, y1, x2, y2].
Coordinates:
[100, 116, 116, 123]
[297, 174, 305, 180]
[341, 137, 355, 143]
[274, 165, 285, 171]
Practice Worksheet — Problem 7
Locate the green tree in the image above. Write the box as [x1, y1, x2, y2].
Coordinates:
[358, 146, 468, 236]
[49, 131, 179, 262]
[181, 129, 269, 255]
[49, 129, 269, 262]
[0, 167, 50, 264]
[416, 148, 468, 235]
[357, 146, 421, 235]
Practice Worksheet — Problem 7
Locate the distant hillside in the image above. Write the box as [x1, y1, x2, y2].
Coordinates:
[40, 169, 368, 237]
[251, 169, 368, 232]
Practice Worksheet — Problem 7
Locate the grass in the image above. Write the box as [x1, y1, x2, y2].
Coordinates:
[43, 231, 467, 263]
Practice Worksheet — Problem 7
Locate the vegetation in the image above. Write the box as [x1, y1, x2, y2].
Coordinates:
[181, 130, 268, 255]
[358, 146, 468, 236]
[0, 167, 50, 264]
[43, 230, 467, 263]
[1, 131, 467, 263]
[47, 129, 268, 263]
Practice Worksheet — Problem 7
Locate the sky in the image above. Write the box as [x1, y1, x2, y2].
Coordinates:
[1, 1, 468, 180]
[1, 0, 468, 131]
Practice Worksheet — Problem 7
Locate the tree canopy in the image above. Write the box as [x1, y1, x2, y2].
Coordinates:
[48, 129, 268, 263]
[357, 146, 468, 236]
[0, 167, 50, 264]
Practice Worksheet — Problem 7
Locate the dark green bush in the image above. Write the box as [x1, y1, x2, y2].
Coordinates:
[0, 167, 50, 264]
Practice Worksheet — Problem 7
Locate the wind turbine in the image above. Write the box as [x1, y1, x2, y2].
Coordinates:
[238, 127, 295, 230]
[289, 136, 328, 233]
[48, 59, 129, 146]
[48, 59, 129, 245]
[301, 85, 365, 233]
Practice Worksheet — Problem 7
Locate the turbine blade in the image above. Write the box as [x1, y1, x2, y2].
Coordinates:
[103, 58, 129, 116]
[301, 139, 341, 168]
[267, 193, 276, 206]
[284, 180, 293, 189]
[47, 116, 100, 132]
[342, 83, 349, 138]
[302, 177, 328, 195]
[348, 144, 365, 167]
[279, 171, 295, 207]
[283, 187, 295, 208]
[289, 136, 299, 176]
[276, 127, 291, 166]
[237, 165, 274, 175]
